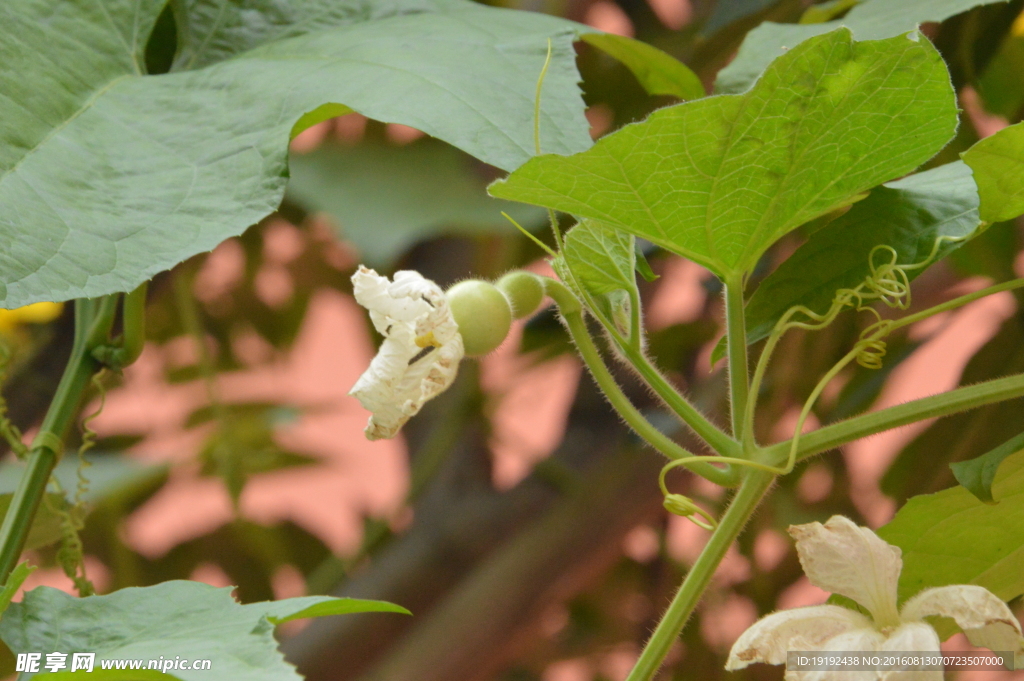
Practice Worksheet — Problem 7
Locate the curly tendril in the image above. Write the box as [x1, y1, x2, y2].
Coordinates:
[660, 458, 719, 530]
[661, 237, 965, 529]
[48, 368, 106, 598]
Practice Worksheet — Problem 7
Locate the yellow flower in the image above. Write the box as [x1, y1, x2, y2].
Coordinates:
[349, 266, 463, 440]
[727, 515, 1024, 680]
[0, 302, 63, 335]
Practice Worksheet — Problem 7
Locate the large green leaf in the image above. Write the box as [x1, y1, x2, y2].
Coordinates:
[491, 29, 957, 282]
[717, 0, 1007, 93]
[172, 0, 461, 70]
[0, 581, 408, 681]
[287, 139, 545, 265]
[744, 161, 982, 344]
[0, 0, 593, 309]
[962, 122, 1024, 223]
[879, 450, 1024, 604]
[579, 34, 705, 101]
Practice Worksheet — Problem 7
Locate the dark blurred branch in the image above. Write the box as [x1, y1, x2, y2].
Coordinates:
[284, 370, 671, 680]
[357, 435, 664, 681]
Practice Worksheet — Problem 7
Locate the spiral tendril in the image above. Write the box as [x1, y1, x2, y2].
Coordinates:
[48, 368, 106, 597]
[661, 237, 963, 529]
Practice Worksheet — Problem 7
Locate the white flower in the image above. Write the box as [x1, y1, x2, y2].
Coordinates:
[727, 515, 1024, 680]
[349, 266, 463, 440]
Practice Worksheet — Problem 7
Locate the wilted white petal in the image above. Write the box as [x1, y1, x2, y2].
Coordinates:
[790, 626, 887, 681]
[727, 605, 873, 670]
[878, 622, 942, 681]
[901, 585, 1024, 668]
[349, 266, 463, 440]
[789, 517, 902, 628]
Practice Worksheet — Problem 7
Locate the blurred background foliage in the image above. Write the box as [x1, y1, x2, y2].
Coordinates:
[2, 0, 1024, 680]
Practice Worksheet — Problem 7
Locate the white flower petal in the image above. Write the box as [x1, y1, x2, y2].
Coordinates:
[789, 516, 902, 628]
[901, 585, 1023, 668]
[349, 266, 464, 440]
[792, 626, 887, 681]
[879, 622, 942, 681]
[727, 604, 873, 670]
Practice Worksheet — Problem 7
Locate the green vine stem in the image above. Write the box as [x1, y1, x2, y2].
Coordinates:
[92, 282, 148, 369]
[617, 344, 740, 458]
[759, 277, 1024, 467]
[548, 280, 739, 487]
[544, 270, 740, 458]
[763, 370, 1024, 467]
[0, 296, 118, 583]
[623, 277, 770, 680]
[724, 279, 750, 444]
[625, 469, 775, 681]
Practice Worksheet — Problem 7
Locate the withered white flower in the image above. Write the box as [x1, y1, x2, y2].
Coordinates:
[727, 515, 1024, 680]
[349, 266, 463, 440]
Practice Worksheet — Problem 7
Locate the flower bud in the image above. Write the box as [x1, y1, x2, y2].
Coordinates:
[496, 271, 545, 319]
[446, 279, 512, 356]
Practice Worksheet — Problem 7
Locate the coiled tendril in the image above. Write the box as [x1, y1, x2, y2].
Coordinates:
[660, 238, 961, 529]
[45, 368, 106, 597]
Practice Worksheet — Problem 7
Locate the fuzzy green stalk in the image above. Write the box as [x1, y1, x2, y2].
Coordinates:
[724, 279, 750, 443]
[0, 297, 118, 583]
[545, 271, 739, 458]
[625, 469, 774, 681]
[549, 280, 738, 487]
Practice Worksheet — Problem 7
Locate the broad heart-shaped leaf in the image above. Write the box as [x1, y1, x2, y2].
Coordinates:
[490, 29, 958, 283]
[0, 0, 594, 309]
[879, 450, 1024, 605]
[579, 34, 705, 101]
[286, 139, 545, 266]
[171, 0, 460, 70]
[962, 121, 1024, 223]
[743, 161, 983, 344]
[0, 581, 408, 681]
[951, 431, 1024, 504]
[716, 0, 1007, 94]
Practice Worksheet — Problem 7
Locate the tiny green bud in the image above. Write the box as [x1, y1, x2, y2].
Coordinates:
[446, 279, 513, 356]
[496, 271, 545, 319]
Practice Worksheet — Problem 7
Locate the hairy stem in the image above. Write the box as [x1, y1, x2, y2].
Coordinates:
[547, 276, 737, 457]
[560, 305, 738, 487]
[0, 298, 117, 583]
[724, 279, 749, 443]
[625, 469, 774, 681]
[619, 345, 739, 458]
[763, 371, 1024, 466]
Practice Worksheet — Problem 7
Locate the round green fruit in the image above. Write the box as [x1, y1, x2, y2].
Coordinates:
[496, 271, 545, 320]
[446, 279, 513, 356]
